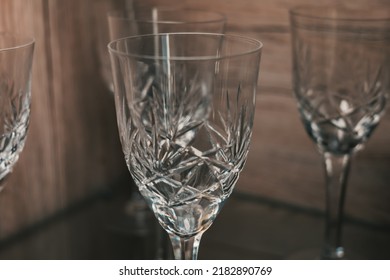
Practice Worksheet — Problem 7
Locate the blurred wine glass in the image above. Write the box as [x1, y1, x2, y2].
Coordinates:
[100, 7, 226, 92]
[0, 33, 34, 191]
[290, 5, 390, 259]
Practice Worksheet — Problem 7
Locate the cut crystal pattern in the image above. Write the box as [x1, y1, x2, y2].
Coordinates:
[121, 64, 253, 237]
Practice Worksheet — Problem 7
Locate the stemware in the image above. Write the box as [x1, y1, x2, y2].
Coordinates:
[0, 33, 34, 191]
[108, 33, 262, 259]
[101, 7, 226, 259]
[290, 6, 390, 259]
[99, 8, 226, 92]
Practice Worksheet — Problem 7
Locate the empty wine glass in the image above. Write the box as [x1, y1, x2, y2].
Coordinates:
[100, 7, 226, 92]
[109, 33, 262, 259]
[0, 33, 34, 191]
[290, 6, 390, 259]
[101, 7, 226, 259]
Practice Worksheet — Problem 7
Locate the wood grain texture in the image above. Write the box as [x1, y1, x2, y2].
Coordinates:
[134, 0, 390, 91]
[0, 0, 129, 239]
[0, 0, 33, 36]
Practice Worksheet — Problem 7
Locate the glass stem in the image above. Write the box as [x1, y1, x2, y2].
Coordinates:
[169, 232, 203, 260]
[321, 152, 351, 259]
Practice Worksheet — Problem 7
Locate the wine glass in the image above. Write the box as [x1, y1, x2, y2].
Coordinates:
[99, 7, 226, 93]
[108, 33, 262, 259]
[290, 6, 390, 259]
[100, 8, 226, 259]
[0, 33, 34, 191]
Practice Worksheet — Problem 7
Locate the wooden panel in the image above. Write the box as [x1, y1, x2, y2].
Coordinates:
[0, 0, 129, 239]
[134, 0, 390, 91]
[250, 32, 292, 91]
[0, 0, 33, 36]
[134, 0, 390, 27]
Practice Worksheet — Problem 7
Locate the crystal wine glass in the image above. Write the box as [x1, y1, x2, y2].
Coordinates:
[290, 6, 390, 259]
[101, 8, 226, 259]
[0, 33, 34, 191]
[108, 33, 262, 259]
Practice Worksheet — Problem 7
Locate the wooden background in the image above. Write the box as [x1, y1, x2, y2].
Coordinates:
[0, 0, 389, 242]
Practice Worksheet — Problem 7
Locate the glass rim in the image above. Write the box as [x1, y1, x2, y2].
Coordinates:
[108, 8, 226, 25]
[108, 32, 263, 61]
[289, 5, 390, 23]
[0, 33, 35, 53]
